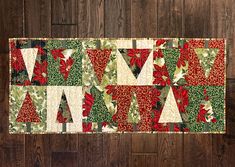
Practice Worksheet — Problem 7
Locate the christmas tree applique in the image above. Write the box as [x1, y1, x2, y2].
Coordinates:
[87, 86, 112, 132]
[16, 91, 40, 132]
[56, 90, 73, 132]
[194, 48, 219, 78]
[87, 49, 112, 83]
[162, 49, 181, 82]
[159, 87, 183, 123]
[51, 49, 76, 81]
[127, 92, 140, 131]
[197, 89, 216, 123]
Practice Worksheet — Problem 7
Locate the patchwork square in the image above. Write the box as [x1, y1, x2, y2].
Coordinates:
[9, 85, 47, 133]
[9, 38, 226, 133]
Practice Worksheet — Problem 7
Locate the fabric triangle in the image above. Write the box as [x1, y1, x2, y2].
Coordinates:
[162, 49, 181, 82]
[197, 89, 216, 123]
[194, 48, 219, 78]
[117, 53, 137, 84]
[127, 92, 140, 124]
[61, 49, 76, 61]
[159, 87, 183, 123]
[56, 91, 73, 123]
[51, 49, 75, 81]
[87, 49, 112, 83]
[87, 86, 112, 132]
[118, 49, 151, 79]
[16, 92, 40, 123]
[21, 48, 38, 81]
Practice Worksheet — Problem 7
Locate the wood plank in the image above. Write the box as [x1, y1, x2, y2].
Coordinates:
[157, 134, 183, 166]
[132, 134, 158, 153]
[0, 51, 25, 167]
[131, 155, 146, 167]
[145, 155, 158, 167]
[225, 79, 235, 136]
[104, 0, 131, 37]
[212, 79, 235, 166]
[50, 134, 78, 152]
[119, 134, 132, 167]
[52, 25, 77, 37]
[131, 0, 157, 37]
[212, 136, 235, 167]
[51, 152, 77, 167]
[0, 1, 26, 164]
[184, 0, 211, 37]
[210, 0, 235, 78]
[78, 0, 104, 37]
[1, 140, 25, 167]
[25, 0, 51, 37]
[102, 134, 132, 167]
[210, 0, 235, 166]
[184, 134, 213, 167]
[52, 0, 77, 24]
[131, 155, 157, 167]
[78, 134, 104, 167]
[25, 135, 51, 167]
[103, 134, 120, 167]
[157, 0, 183, 37]
[0, 0, 24, 53]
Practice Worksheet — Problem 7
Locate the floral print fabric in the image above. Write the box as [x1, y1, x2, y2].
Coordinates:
[9, 38, 225, 133]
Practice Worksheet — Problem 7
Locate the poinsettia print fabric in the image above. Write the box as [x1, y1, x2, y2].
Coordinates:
[9, 38, 226, 133]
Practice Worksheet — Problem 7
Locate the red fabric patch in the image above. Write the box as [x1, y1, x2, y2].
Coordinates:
[51, 49, 74, 81]
[187, 39, 225, 85]
[16, 92, 40, 123]
[87, 49, 112, 83]
[113, 86, 152, 132]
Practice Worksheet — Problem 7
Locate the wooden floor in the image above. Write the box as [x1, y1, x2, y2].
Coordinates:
[0, 0, 235, 166]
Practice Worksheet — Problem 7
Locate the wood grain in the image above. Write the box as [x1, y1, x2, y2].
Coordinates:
[78, 134, 104, 167]
[78, 0, 104, 37]
[0, 1, 25, 164]
[210, 0, 235, 79]
[210, 1, 235, 166]
[184, 0, 211, 37]
[104, 0, 131, 38]
[158, 134, 183, 166]
[52, 25, 77, 37]
[0, 0, 235, 166]
[25, 0, 51, 37]
[157, 0, 183, 37]
[0, 0, 23, 53]
[25, 135, 51, 167]
[132, 134, 158, 153]
[52, 0, 77, 25]
[51, 152, 77, 167]
[131, 0, 158, 37]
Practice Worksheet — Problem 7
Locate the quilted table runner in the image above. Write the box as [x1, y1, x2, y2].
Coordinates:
[9, 38, 225, 133]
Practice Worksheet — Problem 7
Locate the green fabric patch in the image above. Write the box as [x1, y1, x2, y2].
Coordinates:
[162, 49, 180, 82]
[186, 86, 224, 132]
[45, 40, 82, 86]
[194, 48, 218, 78]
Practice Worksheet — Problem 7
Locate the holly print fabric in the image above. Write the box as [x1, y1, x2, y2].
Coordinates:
[9, 38, 225, 133]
